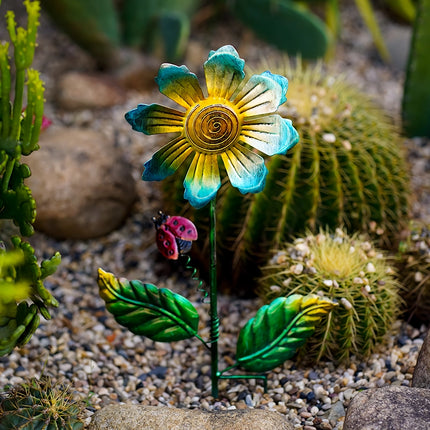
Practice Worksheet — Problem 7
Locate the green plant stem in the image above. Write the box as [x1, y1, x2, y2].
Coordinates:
[354, 0, 390, 61]
[11, 68, 25, 141]
[209, 197, 219, 398]
[2, 157, 14, 194]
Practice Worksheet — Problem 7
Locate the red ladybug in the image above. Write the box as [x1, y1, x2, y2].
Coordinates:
[152, 211, 198, 260]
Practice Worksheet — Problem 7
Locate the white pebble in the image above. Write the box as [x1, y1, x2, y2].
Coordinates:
[270, 285, 282, 293]
[415, 272, 424, 282]
[283, 278, 292, 287]
[310, 406, 319, 416]
[366, 262, 376, 273]
[342, 140, 352, 150]
[323, 133, 336, 143]
[340, 297, 353, 310]
[292, 263, 304, 275]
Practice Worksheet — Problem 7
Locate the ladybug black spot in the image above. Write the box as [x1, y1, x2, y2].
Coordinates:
[168, 250, 174, 255]
[173, 220, 178, 225]
[158, 232, 164, 239]
[164, 240, 171, 246]
[179, 226, 185, 232]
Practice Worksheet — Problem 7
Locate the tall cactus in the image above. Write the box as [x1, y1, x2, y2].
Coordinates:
[402, 0, 430, 137]
[164, 62, 410, 294]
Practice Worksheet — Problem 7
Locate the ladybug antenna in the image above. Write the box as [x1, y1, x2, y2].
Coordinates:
[152, 211, 169, 229]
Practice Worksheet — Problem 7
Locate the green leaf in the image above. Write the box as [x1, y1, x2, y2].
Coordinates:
[236, 294, 337, 372]
[98, 268, 199, 342]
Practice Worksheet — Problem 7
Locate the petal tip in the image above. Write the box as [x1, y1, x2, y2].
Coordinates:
[207, 45, 241, 61]
[125, 104, 150, 134]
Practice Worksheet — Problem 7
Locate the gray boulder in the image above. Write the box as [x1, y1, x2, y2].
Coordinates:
[26, 126, 137, 239]
[88, 404, 293, 430]
[412, 330, 430, 388]
[57, 72, 126, 110]
[343, 385, 430, 430]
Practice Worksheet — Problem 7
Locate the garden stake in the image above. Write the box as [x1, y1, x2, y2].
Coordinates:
[209, 198, 219, 398]
[98, 44, 337, 397]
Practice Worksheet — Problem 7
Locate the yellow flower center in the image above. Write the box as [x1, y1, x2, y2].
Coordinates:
[185, 99, 241, 154]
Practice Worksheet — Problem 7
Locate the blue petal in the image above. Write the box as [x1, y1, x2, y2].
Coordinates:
[233, 72, 286, 117]
[142, 136, 193, 181]
[125, 103, 184, 135]
[242, 114, 297, 156]
[204, 45, 245, 99]
[261, 71, 288, 105]
[183, 153, 221, 209]
[221, 145, 268, 194]
[155, 64, 204, 108]
[279, 118, 300, 154]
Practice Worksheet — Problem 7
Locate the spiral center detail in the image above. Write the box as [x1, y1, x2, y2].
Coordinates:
[185, 103, 241, 153]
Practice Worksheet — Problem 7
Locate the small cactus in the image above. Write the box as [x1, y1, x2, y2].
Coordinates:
[258, 229, 402, 363]
[396, 223, 430, 324]
[0, 376, 86, 430]
[164, 61, 410, 294]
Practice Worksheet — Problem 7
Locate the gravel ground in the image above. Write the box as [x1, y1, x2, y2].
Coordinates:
[1, 2, 430, 429]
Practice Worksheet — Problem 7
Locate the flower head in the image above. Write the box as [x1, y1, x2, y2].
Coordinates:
[126, 45, 299, 208]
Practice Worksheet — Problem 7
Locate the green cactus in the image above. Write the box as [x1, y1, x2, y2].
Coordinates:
[0, 376, 86, 430]
[41, 0, 200, 67]
[164, 61, 410, 294]
[122, 0, 198, 62]
[230, 0, 331, 59]
[402, 0, 430, 137]
[41, 0, 121, 69]
[396, 223, 430, 324]
[258, 229, 401, 363]
[0, 0, 60, 355]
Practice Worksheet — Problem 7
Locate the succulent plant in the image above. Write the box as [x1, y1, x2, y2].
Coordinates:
[164, 61, 410, 294]
[258, 229, 401, 363]
[0, 376, 86, 430]
[396, 223, 430, 324]
[0, 0, 61, 355]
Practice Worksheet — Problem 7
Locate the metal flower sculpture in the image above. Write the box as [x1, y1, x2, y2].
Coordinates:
[98, 45, 336, 398]
[125, 45, 299, 208]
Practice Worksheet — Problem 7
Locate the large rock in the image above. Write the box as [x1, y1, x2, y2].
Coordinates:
[343, 385, 430, 430]
[88, 404, 293, 430]
[26, 126, 137, 239]
[57, 72, 126, 110]
[412, 329, 430, 388]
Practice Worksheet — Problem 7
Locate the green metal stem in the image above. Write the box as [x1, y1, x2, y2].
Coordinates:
[218, 364, 268, 392]
[195, 333, 211, 351]
[219, 374, 268, 393]
[209, 197, 219, 398]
